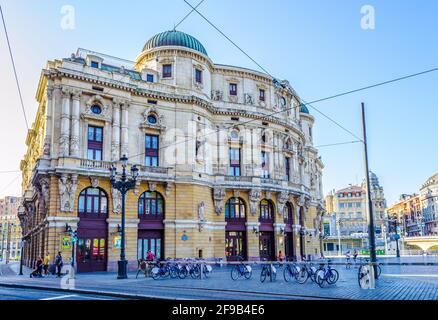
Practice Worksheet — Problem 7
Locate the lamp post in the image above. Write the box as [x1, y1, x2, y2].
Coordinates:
[19, 239, 25, 275]
[389, 216, 401, 258]
[109, 155, 139, 279]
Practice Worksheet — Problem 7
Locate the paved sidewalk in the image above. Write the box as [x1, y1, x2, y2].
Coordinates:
[1, 260, 438, 300]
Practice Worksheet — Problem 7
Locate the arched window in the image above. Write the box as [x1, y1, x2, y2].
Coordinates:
[225, 198, 246, 220]
[78, 188, 108, 215]
[284, 202, 294, 224]
[259, 199, 274, 222]
[138, 191, 164, 218]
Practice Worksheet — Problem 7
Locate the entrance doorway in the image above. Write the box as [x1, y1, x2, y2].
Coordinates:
[259, 231, 275, 260]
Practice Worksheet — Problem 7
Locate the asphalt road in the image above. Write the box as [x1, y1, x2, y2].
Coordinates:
[0, 286, 124, 300]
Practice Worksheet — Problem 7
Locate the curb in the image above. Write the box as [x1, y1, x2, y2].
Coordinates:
[0, 282, 175, 300]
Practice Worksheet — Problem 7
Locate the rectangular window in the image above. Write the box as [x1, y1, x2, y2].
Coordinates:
[285, 157, 290, 181]
[229, 83, 237, 96]
[87, 126, 103, 161]
[261, 151, 270, 178]
[259, 89, 265, 101]
[195, 69, 202, 84]
[145, 134, 159, 167]
[228, 147, 241, 176]
[162, 64, 172, 78]
[146, 74, 154, 82]
[90, 61, 99, 69]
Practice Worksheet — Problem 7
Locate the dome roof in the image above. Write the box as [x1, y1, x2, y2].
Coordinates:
[300, 103, 310, 114]
[142, 30, 208, 56]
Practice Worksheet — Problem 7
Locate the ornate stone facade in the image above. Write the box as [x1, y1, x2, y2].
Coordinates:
[20, 30, 324, 272]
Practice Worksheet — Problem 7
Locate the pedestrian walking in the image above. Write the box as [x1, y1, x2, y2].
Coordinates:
[43, 252, 51, 275]
[353, 249, 358, 263]
[55, 251, 63, 277]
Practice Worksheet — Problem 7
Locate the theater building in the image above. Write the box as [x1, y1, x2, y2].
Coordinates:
[19, 30, 325, 272]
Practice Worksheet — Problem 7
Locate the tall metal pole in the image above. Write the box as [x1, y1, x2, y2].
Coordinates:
[117, 178, 127, 280]
[361, 103, 378, 278]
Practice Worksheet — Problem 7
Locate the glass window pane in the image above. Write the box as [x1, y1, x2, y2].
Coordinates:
[99, 239, 105, 260]
[143, 239, 148, 258]
[95, 128, 103, 142]
[95, 150, 102, 161]
[87, 149, 94, 160]
[156, 239, 161, 260]
[86, 196, 92, 213]
[85, 239, 91, 260]
[138, 239, 142, 259]
[92, 239, 99, 259]
[88, 127, 94, 140]
[150, 239, 156, 255]
[94, 197, 99, 213]
[78, 196, 85, 212]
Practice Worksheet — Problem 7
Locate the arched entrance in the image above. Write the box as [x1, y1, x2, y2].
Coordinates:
[259, 199, 275, 261]
[77, 187, 108, 273]
[225, 197, 247, 261]
[283, 202, 295, 260]
[137, 191, 164, 260]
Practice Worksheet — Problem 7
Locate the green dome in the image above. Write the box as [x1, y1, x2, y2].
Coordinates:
[300, 103, 310, 114]
[143, 30, 208, 56]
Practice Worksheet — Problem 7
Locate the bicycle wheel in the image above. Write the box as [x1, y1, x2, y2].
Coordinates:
[327, 269, 339, 284]
[295, 268, 308, 284]
[178, 267, 188, 279]
[315, 270, 325, 288]
[244, 265, 252, 280]
[260, 268, 267, 283]
[284, 267, 293, 282]
[377, 265, 382, 277]
[170, 267, 178, 279]
[152, 270, 161, 280]
[231, 266, 240, 280]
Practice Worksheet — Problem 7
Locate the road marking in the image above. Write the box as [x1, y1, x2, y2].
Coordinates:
[382, 274, 438, 278]
[40, 294, 78, 300]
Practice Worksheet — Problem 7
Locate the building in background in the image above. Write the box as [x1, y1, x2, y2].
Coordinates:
[387, 194, 423, 237]
[420, 173, 438, 236]
[322, 171, 387, 255]
[19, 30, 325, 273]
[0, 196, 22, 262]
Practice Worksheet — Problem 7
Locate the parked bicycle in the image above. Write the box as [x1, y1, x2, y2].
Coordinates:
[260, 260, 277, 283]
[283, 260, 300, 282]
[231, 256, 252, 280]
[315, 260, 339, 288]
[295, 262, 320, 284]
[358, 258, 382, 288]
[151, 261, 172, 280]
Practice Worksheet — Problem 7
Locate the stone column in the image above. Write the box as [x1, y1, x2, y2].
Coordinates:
[43, 86, 54, 157]
[59, 87, 71, 157]
[111, 100, 121, 161]
[70, 90, 81, 157]
[120, 102, 129, 157]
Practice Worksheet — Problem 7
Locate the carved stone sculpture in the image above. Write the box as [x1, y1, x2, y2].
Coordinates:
[111, 187, 122, 214]
[213, 187, 226, 215]
[277, 191, 289, 216]
[249, 189, 261, 216]
[58, 174, 78, 212]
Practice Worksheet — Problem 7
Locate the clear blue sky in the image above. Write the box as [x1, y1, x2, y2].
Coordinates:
[0, 0, 437, 205]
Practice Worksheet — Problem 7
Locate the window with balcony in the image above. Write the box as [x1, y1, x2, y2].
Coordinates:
[228, 147, 241, 176]
[87, 126, 103, 160]
[162, 64, 172, 78]
[229, 83, 237, 96]
[145, 134, 159, 167]
[261, 151, 270, 179]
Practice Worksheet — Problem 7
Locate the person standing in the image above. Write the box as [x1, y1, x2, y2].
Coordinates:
[55, 251, 63, 277]
[43, 252, 51, 275]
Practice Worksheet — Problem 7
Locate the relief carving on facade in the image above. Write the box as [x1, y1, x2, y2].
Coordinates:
[277, 191, 289, 216]
[244, 93, 254, 105]
[213, 187, 226, 215]
[249, 189, 261, 216]
[90, 177, 99, 188]
[211, 90, 223, 101]
[83, 95, 111, 122]
[198, 201, 206, 232]
[148, 182, 157, 192]
[165, 182, 172, 197]
[58, 174, 78, 212]
[37, 176, 50, 213]
[111, 187, 122, 214]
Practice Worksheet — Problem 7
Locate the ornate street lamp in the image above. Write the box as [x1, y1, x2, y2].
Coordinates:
[109, 155, 139, 279]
